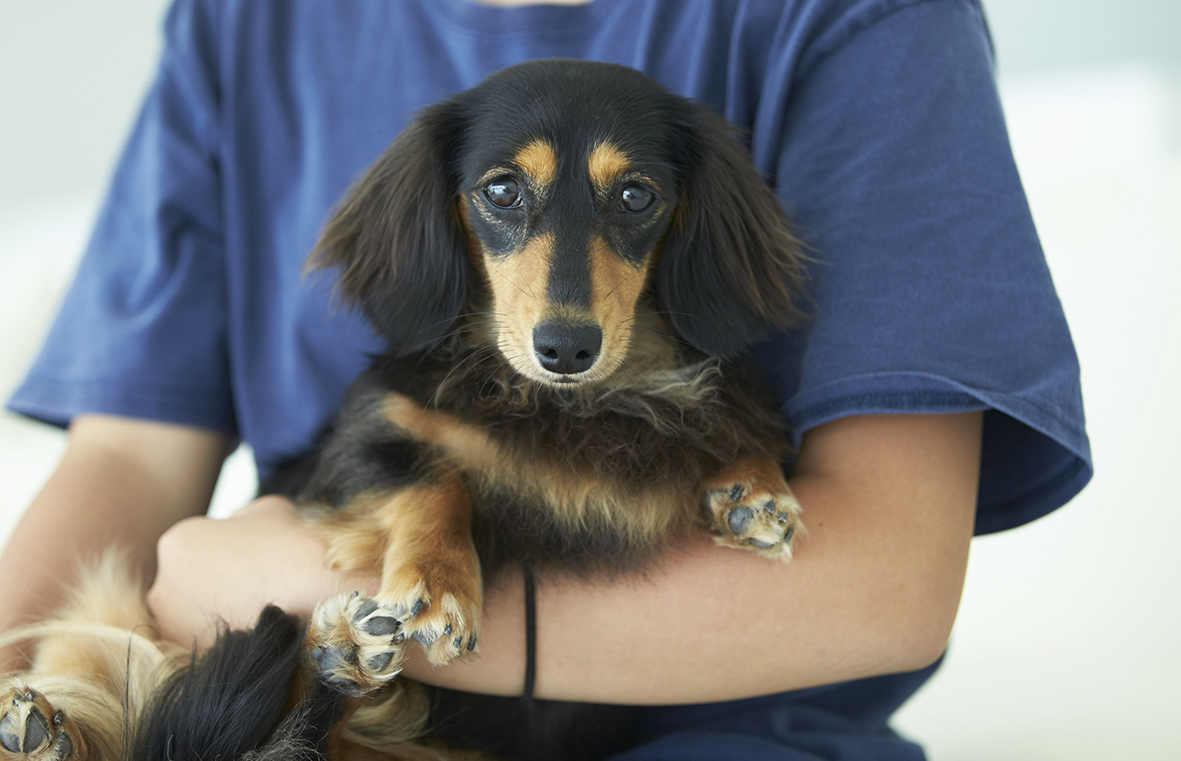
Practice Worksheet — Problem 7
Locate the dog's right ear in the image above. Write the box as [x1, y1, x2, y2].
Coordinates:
[657, 108, 808, 358]
[310, 102, 469, 355]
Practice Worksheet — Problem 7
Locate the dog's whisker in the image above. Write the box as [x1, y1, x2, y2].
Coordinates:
[411, 310, 503, 340]
[431, 346, 504, 403]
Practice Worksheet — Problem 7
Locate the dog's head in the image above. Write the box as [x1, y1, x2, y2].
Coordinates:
[313, 60, 806, 388]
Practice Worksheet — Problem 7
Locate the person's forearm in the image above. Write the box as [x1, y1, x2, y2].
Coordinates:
[403, 467, 973, 703]
[0, 415, 227, 668]
[148, 413, 981, 704]
[409, 413, 980, 702]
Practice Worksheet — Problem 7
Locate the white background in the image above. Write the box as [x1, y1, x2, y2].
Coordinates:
[1, 2, 1178, 758]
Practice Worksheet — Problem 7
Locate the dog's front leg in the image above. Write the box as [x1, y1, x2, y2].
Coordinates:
[702, 455, 803, 561]
[374, 471, 483, 664]
[310, 468, 482, 688]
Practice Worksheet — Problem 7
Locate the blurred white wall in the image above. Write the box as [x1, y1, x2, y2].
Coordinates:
[1, 1, 1178, 759]
[0, 3, 170, 205]
[986, 0, 1181, 77]
[0, 0, 255, 518]
[893, 5, 1181, 758]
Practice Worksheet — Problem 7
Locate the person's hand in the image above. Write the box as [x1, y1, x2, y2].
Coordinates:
[147, 496, 379, 648]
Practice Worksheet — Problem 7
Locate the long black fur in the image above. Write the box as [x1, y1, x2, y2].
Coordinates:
[133, 607, 339, 761]
[310, 101, 470, 356]
[659, 109, 807, 357]
[166, 60, 805, 761]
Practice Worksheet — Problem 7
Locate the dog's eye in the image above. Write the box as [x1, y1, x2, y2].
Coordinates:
[619, 183, 655, 213]
[484, 178, 522, 209]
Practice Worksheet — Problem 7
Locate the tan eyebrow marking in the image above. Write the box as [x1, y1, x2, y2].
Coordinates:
[513, 139, 558, 186]
[587, 141, 630, 189]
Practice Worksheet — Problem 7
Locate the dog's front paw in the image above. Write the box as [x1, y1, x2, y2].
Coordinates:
[378, 557, 482, 667]
[0, 685, 76, 761]
[705, 480, 802, 561]
[307, 593, 408, 698]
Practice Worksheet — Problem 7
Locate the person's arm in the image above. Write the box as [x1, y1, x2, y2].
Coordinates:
[147, 411, 980, 704]
[0, 413, 228, 670]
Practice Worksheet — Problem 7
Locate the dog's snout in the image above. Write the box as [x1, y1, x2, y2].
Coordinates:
[533, 322, 602, 375]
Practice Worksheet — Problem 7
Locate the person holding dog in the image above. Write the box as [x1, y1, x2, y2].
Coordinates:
[0, 0, 1090, 758]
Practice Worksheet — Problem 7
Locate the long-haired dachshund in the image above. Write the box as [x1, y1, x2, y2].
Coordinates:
[0, 60, 807, 761]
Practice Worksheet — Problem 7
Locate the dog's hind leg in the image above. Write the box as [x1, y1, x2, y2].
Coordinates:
[0, 685, 81, 761]
[305, 592, 410, 699]
[303, 598, 498, 761]
[0, 550, 175, 761]
[29, 550, 172, 684]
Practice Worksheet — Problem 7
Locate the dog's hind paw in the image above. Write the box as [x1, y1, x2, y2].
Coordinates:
[705, 479, 802, 562]
[0, 685, 76, 761]
[306, 593, 408, 698]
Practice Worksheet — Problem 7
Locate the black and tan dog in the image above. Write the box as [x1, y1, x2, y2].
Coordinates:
[0, 60, 807, 761]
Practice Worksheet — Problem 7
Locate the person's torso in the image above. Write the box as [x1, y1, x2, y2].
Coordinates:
[208, 0, 826, 472]
[207, 3, 934, 752]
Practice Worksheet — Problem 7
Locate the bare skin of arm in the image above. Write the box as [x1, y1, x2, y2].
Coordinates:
[147, 412, 982, 704]
[0, 414, 228, 670]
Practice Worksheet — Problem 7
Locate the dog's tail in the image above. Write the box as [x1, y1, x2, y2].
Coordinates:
[132, 606, 341, 761]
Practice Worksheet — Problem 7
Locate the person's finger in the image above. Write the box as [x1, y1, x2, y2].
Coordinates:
[228, 494, 296, 520]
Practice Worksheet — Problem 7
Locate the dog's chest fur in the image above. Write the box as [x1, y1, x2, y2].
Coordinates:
[310, 347, 788, 578]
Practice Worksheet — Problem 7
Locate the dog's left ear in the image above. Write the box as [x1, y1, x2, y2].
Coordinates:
[310, 101, 469, 355]
[658, 108, 808, 358]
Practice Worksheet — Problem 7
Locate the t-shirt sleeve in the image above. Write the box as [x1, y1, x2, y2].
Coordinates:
[754, 0, 1092, 534]
[7, 0, 236, 435]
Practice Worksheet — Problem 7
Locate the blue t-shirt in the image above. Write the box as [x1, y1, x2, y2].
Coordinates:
[9, 0, 1091, 758]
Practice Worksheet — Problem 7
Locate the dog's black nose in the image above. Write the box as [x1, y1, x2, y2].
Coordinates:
[533, 322, 602, 375]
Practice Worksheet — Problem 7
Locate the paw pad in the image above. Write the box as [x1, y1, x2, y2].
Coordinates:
[308, 594, 408, 698]
[705, 481, 802, 560]
[0, 686, 74, 759]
